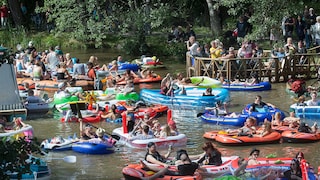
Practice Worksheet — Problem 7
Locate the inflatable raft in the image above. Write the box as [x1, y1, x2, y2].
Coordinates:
[112, 127, 187, 149]
[214, 131, 282, 146]
[116, 75, 162, 85]
[176, 76, 221, 89]
[40, 136, 74, 151]
[0, 125, 34, 140]
[25, 102, 50, 115]
[72, 141, 114, 154]
[200, 111, 249, 126]
[122, 163, 202, 180]
[61, 110, 102, 123]
[242, 104, 286, 125]
[229, 157, 292, 179]
[281, 130, 320, 143]
[289, 103, 320, 119]
[222, 81, 271, 91]
[140, 88, 230, 110]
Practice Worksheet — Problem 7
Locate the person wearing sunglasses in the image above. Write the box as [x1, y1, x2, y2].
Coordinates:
[280, 158, 302, 180]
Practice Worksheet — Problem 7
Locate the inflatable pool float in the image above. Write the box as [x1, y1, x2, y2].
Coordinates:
[0, 125, 34, 140]
[222, 81, 271, 91]
[132, 56, 166, 69]
[40, 136, 74, 151]
[140, 88, 230, 111]
[116, 75, 162, 85]
[122, 163, 202, 180]
[25, 102, 50, 115]
[8, 155, 50, 179]
[115, 63, 140, 72]
[61, 110, 102, 123]
[290, 103, 320, 119]
[200, 111, 249, 126]
[229, 157, 292, 179]
[214, 131, 281, 146]
[281, 130, 320, 143]
[242, 104, 286, 125]
[115, 92, 139, 101]
[53, 91, 79, 110]
[229, 157, 317, 180]
[176, 76, 221, 89]
[112, 127, 187, 149]
[72, 141, 114, 154]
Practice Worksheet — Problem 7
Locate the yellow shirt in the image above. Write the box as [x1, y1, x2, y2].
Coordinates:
[210, 47, 222, 59]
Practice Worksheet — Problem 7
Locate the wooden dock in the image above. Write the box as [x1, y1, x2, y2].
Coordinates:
[186, 47, 320, 83]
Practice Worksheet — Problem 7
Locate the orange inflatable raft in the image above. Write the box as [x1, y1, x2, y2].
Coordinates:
[60, 111, 103, 123]
[116, 75, 162, 85]
[122, 164, 202, 180]
[214, 131, 282, 146]
[281, 130, 320, 143]
[16, 78, 94, 91]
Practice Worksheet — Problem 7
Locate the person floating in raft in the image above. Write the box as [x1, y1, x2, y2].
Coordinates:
[248, 95, 276, 113]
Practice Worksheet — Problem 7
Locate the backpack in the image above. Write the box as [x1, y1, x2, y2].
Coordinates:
[291, 80, 305, 93]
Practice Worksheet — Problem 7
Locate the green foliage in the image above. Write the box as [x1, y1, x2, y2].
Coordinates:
[0, 137, 42, 179]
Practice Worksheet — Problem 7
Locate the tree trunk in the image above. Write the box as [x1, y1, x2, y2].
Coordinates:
[8, 0, 23, 27]
[206, 0, 221, 37]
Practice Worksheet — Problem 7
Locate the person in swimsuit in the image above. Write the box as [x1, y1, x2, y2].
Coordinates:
[247, 148, 260, 166]
[249, 95, 276, 112]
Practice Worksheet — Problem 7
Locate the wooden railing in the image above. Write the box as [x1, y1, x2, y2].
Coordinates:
[186, 52, 320, 83]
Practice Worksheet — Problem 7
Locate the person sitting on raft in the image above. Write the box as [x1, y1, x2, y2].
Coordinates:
[283, 111, 300, 129]
[271, 112, 284, 127]
[255, 120, 273, 137]
[248, 95, 276, 112]
[194, 142, 222, 166]
[298, 122, 318, 134]
[144, 142, 172, 167]
[101, 104, 122, 121]
[140, 148, 205, 180]
[227, 117, 257, 136]
[247, 148, 261, 166]
[203, 87, 214, 96]
[82, 127, 116, 145]
[79, 120, 96, 140]
[25, 89, 44, 104]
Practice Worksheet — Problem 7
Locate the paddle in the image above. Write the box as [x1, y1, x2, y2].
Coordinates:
[50, 156, 77, 163]
[87, 123, 120, 141]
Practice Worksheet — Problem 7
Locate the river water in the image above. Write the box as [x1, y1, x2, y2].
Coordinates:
[25, 48, 320, 179]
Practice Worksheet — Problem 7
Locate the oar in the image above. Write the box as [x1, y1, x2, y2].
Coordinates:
[87, 123, 120, 141]
[51, 156, 77, 163]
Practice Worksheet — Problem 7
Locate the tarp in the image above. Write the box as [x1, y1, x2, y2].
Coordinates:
[0, 63, 24, 110]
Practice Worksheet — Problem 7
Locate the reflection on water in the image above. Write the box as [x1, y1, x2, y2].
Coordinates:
[24, 49, 320, 179]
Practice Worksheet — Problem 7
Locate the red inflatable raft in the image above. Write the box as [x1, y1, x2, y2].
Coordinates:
[116, 75, 162, 85]
[122, 164, 202, 180]
[214, 131, 282, 146]
[281, 130, 320, 143]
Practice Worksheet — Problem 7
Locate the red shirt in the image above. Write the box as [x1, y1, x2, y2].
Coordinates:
[0, 6, 8, 18]
[87, 68, 96, 80]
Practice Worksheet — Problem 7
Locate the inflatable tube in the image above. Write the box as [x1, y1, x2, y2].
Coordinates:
[230, 157, 292, 179]
[115, 92, 139, 101]
[122, 164, 202, 180]
[40, 137, 73, 151]
[242, 104, 286, 125]
[289, 103, 320, 119]
[214, 131, 281, 146]
[281, 130, 320, 143]
[115, 63, 139, 71]
[25, 102, 50, 115]
[200, 111, 249, 126]
[61, 111, 102, 123]
[117, 75, 162, 85]
[222, 81, 272, 91]
[72, 141, 114, 154]
[189, 76, 222, 88]
[53, 93, 79, 105]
